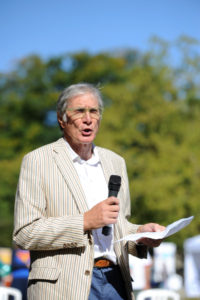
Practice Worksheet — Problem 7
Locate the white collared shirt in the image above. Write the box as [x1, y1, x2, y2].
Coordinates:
[65, 141, 117, 263]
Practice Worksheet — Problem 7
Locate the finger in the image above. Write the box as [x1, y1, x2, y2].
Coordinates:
[107, 197, 119, 205]
[109, 204, 120, 212]
[137, 238, 162, 248]
[107, 212, 119, 223]
[148, 238, 162, 247]
[107, 210, 119, 218]
[153, 224, 166, 232]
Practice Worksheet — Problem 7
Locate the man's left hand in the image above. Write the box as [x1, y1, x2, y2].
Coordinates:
[136, 223, 165, 248]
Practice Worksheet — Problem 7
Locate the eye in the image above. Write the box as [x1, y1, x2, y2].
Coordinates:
[76, 108, 85, 113]
[90, 108, 99, 114]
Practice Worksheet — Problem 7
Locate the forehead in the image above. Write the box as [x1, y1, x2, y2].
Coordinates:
[68, 92, 98, 107]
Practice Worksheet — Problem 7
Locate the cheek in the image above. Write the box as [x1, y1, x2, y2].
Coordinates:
[70, 120, 81, 130]
[95, 121, 100, 132]
[65, 123, 80, 136]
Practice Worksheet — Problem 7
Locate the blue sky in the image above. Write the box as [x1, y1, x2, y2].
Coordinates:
[1, 0, 200, 72]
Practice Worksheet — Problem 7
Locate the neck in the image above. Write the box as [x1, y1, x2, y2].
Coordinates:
[65, 138, 93, 160]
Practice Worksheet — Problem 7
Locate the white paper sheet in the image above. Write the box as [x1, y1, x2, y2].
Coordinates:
[116, 216, 194, 243]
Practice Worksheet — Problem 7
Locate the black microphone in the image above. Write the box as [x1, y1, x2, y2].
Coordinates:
[102, 175, 121, 236]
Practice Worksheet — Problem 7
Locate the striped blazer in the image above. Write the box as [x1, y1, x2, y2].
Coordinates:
[13, 138, 146, 300]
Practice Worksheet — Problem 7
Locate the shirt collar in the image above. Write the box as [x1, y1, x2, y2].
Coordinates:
[64, 140, 100, 166]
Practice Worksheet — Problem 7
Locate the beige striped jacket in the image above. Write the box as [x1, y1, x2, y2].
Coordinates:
[13, 138, 146, 300]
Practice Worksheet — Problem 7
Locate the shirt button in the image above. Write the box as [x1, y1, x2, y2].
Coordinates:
[85, 270, 90, 276]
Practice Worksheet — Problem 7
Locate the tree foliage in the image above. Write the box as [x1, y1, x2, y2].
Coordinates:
[0, 36, 200, 251]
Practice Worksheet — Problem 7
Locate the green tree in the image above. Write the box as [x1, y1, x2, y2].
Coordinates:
[0, 37, 200, 250]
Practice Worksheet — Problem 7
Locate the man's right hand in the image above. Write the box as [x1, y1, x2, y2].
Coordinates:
[84, 197, 119, 231]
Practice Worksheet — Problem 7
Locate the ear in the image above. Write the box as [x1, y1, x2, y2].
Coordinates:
[57, 113, 65, 129]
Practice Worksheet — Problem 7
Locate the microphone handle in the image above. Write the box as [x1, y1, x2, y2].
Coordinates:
[108, 190, 118, 197]
[102, 190, 118, 236]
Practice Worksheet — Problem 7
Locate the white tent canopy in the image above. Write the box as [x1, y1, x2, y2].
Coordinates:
[184, 235, 200, 298]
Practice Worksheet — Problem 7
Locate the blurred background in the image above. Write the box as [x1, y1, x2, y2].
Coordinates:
[0, 0, 200, 298]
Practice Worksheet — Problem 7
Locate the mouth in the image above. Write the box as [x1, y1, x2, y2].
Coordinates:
[82, 128, 93, 136]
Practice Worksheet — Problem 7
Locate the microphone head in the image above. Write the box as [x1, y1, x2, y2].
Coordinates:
[108, 175, 121, 192]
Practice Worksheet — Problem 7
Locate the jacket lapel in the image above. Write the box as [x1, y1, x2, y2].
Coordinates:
[52, 138, 89, 213]
[97, 147, 115, 185]
[97, 147, 125, 254]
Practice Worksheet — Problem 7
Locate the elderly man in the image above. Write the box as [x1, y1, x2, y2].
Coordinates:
[13, 83, 165, 300]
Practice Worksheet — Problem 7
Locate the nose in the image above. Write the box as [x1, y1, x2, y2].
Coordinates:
[82, 111, 92, 123]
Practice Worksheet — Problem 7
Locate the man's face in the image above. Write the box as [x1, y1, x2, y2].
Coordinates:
[59, 93, 101, 147]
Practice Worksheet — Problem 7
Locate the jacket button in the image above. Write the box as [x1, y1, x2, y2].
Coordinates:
[85, 270, 90, 276]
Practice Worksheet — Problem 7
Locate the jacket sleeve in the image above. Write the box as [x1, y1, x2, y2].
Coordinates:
[13, 153, 88, 251]
[121, 158, 148, 258]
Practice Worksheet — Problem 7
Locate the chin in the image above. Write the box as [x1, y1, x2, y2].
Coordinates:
[81, 139, 94, 144]
[80, 136, 95, 144]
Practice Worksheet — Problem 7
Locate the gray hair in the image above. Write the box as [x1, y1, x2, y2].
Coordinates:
[57, 83, 104, 122]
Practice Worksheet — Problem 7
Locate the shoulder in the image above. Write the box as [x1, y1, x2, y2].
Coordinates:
[96, 146, 125, 163]
[22, 138, 63, 161]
